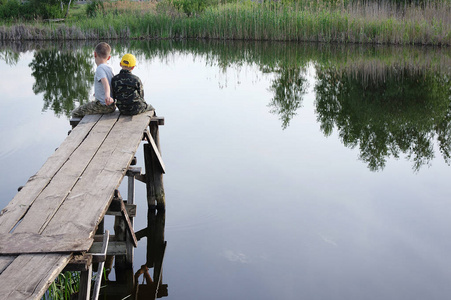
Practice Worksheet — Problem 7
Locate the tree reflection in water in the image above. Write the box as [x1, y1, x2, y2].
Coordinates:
[28, 49, 93, 117]
[1, 41, 450, 171]
[0, 49, 19, 66]
[315, 64, 451, 171]
[267, 66, 309, 129]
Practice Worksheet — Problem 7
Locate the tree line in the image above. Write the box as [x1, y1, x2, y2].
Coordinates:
[0, 0, 72, 20]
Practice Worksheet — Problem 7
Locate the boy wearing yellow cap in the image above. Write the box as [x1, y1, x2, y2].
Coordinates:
[111, 54, 155, 116]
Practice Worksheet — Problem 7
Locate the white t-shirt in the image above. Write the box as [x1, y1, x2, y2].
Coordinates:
[94, 63, 114, 105]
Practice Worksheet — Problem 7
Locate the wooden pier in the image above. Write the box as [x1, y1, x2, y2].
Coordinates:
[0, 111, 166, 299]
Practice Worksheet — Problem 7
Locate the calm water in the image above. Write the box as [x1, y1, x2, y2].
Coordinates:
[1, 40, 451, 299]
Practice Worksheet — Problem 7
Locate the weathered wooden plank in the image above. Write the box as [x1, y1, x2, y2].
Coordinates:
[88, 241, 127, 256]
[42, 111, 154, 239]
[111, 191, 137, 247]
[0, 112, 159, 299]
[0, 254, 71, 300]
[14, 112, 120, 234]
[0, 233, 93, 255]
[126, 167, 142, 176]
[0, 114, 102, 234]
[150, 116, 165, 126]
[63, 254, 92, 272]
[0, 256, 15, 274]
[106, 203, 137, 217]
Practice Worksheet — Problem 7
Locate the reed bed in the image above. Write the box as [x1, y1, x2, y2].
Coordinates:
[185, 1, 451, 44]
[42, 271, 80, 300]
[0, 0, 450, 45]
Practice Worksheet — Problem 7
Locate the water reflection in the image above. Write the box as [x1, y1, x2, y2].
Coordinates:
[134, 207, 168, 299]
[1, 41, 450, 171]
[315, 64, 451, 171]
[2, 40, 451, 299]
[101, 206, 168, 299]
[267, 66, 309, 129]
[29, 48, 94, 117]
[0, 49, 19, 66]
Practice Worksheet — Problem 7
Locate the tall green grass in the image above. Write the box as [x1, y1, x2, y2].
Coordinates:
[76, 0, 451, 45]
[0, 0, 450, 45]
[42, 271, 80, 300]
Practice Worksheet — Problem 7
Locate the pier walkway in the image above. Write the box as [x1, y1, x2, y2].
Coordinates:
[0, 111, 165, 299]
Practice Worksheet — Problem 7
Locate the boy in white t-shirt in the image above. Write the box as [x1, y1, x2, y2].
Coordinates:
[71, 42, 116, 118]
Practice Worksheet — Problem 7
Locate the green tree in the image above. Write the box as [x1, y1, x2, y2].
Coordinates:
[0, 0, 74, 20]
[30, 0, 73, 19]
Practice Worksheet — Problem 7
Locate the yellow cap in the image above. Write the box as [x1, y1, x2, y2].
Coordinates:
[120, 53, 136, 67]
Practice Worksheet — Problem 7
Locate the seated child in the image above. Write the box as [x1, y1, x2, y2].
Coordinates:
[111, 54, 155, 116]
[72, 42, 115, 118]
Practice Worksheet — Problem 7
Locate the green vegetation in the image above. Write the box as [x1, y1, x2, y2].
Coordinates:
[0, 0, 73, 20]
[0, 0, 450, 45]
[42, 271, 80, 300]
[40, 266, 107, 299]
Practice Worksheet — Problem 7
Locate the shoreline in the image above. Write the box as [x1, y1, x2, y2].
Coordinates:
[1, 27, 449, 47]
[0, 1, 450, 46]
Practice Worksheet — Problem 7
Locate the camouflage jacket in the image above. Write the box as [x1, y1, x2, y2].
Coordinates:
[111, 70, 153, 115]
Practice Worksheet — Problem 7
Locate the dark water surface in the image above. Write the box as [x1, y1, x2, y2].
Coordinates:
[1, 40, 451, 299]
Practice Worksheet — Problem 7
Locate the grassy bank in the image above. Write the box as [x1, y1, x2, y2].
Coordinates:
[1, 0, 450, 45]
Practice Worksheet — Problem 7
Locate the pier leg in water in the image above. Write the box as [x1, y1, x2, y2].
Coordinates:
[144, 122, 165, 208]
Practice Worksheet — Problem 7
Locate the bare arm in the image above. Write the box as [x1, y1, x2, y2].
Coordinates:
[101, 77, 114, 105]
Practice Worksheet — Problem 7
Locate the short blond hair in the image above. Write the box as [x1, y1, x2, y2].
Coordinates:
[95, 42, 111, 59]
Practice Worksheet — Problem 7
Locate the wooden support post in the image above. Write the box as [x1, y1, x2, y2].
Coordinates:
[114, 211, 128, 275]
[144, 122, 165, 208]
[133, 206, 168, 298]
[125, 168, 140, 270]
[121, 168, 141, 265]
[128, 173, 135, 206]
[153, 209, 166, 284]
[154, 241, 167, 297]
[126, 166, 141, 209]
[146, 208, 166, 269]
[113, 190, 135, 294]
[78, 264, 92, 300]
[111, 190, 137, 247]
